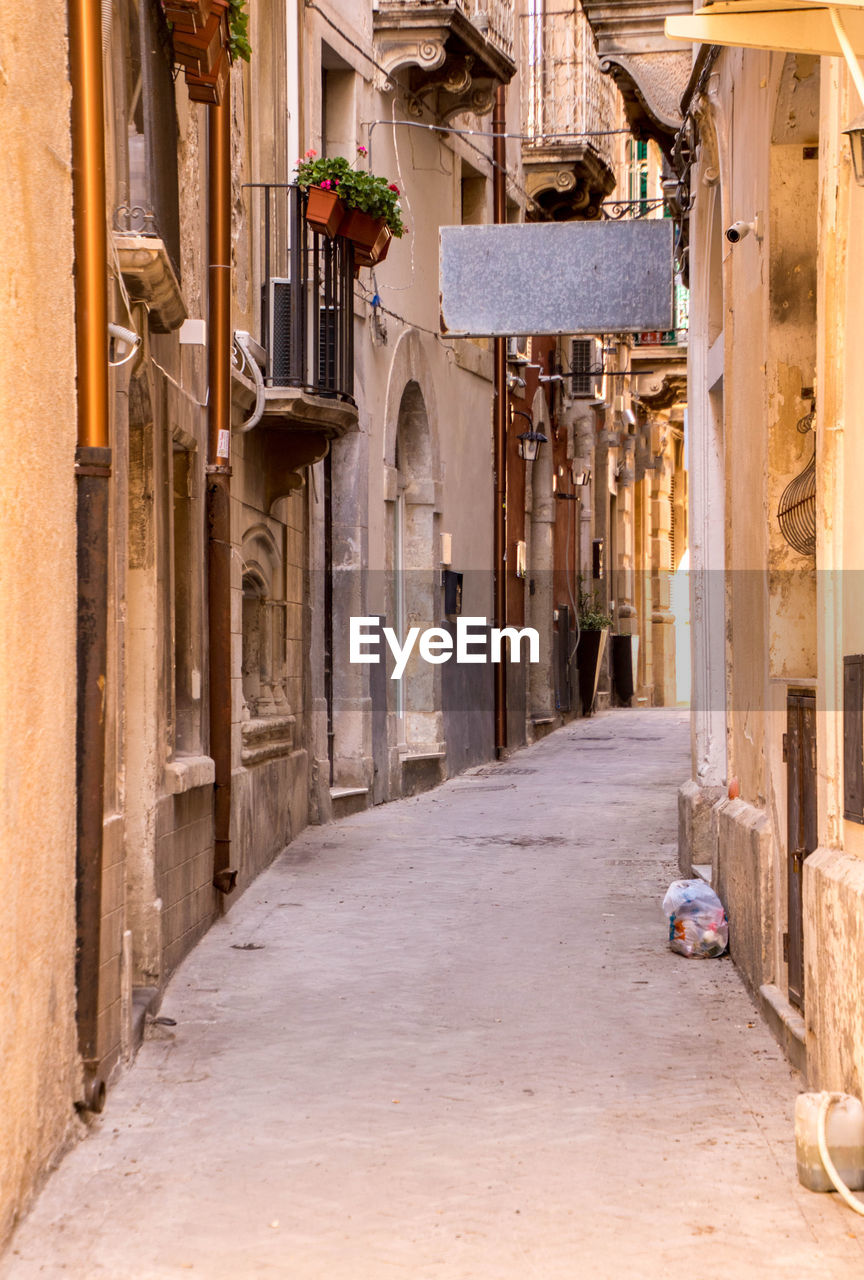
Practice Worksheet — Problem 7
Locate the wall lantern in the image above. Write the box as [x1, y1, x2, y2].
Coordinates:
[572, 463, 591, 486]
[512, 409, 548, 463]
[843, 115, 864, 185]
[517, 429, 549, 462]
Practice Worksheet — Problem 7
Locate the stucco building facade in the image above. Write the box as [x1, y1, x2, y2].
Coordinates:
[0, 0, 688, 1249]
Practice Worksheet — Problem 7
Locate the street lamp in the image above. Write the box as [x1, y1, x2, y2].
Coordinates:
[843, 114, 864, 185]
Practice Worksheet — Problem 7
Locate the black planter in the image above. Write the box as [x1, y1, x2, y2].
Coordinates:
[612, 633, 638, 706]
[577, 628, 609, 716]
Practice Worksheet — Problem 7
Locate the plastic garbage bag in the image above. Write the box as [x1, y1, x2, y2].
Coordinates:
[662, 878, 728, 958]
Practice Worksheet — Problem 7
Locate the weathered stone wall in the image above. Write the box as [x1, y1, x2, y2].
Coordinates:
[805, 851, 864, 1094]
[715, 798, 776, 997]
[0, 2, 80, 1248]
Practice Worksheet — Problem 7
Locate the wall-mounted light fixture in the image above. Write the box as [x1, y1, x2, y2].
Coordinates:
[572, 463, 591, 486]
[512, 409, 548, 463]
[843, 115, 864, 185]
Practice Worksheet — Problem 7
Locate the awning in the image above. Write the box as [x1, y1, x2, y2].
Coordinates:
[666, 3, 864, 58]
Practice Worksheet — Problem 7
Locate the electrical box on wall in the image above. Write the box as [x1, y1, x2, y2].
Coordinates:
[440, 532, 452, 566]
[443, 569, 463, 617]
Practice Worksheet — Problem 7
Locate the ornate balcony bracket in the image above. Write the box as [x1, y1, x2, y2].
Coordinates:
[113, 233, 187, 333]
[231, 373, 358, 506]
[523, 144, 616, 222]
[373, 4, 515, 118]
[598, 52, 691, 156]
[580, 0, 692, 156]
[634, 368, 687, 411]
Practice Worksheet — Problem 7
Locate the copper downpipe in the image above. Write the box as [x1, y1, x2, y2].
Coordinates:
[493, 87, 508, 757]
[207, 91, 237, 895]
[69, 0, 111, 1111]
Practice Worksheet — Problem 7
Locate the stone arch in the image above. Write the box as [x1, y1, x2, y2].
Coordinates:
[383, 327, 441, 481]
[391, 377, 443, 754]
[240, 522, 285, 719]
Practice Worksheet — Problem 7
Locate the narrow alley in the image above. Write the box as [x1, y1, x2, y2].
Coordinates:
[4, 709, 862, 1279]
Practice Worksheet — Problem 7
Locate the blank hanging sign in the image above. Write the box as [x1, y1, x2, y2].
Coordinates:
[439, 220, 674, 337]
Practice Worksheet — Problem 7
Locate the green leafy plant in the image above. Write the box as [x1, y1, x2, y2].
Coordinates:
[227, 0, 251, 62]
[295, 148, 406, 237]
[577, 582, 612, 630]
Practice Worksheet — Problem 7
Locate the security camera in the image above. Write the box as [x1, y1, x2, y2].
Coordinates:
[725, 218, 758, 244]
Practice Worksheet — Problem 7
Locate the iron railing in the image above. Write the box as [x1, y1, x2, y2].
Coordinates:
[377, 0, 515, 61]
[247, 184, 355, 402]
[520, 0, 618, 161]
[113, 0, 182, 276]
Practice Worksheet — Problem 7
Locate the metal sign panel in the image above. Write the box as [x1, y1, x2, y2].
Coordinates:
[439, 220, 674, 337]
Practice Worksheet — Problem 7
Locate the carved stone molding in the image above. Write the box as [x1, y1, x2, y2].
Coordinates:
[523, 144, 616, 221]
[599, 51, 691, 154]
[241, 715, 296, 767]
[113, 234, 187, 333]
[580, 0, 692, 155]
[373, 3, 514, 117]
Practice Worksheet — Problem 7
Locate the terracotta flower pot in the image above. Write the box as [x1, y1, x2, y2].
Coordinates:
[338, 208, 393, 268]
[305, 187, 345, 238]
[163, 0, 212, 34]
[173, 10, 223, 73]
[185, 44, 229, 105]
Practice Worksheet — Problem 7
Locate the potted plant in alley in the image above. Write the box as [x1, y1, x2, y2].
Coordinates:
[576, 585, 612, 717]
[295, 146, 406, 264]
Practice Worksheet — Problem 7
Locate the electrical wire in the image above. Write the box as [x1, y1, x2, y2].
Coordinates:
[355, 278, 455, 347]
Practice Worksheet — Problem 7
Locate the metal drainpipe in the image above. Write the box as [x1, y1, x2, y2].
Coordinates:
[493, 86, 508, 757]
[69, 0, 111, 1114]
[207, 91, 238, 895]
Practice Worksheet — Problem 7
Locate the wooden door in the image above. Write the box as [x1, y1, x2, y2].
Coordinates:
[786, 690, 817, 1010]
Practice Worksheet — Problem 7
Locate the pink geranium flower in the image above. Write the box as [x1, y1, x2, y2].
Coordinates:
[305, 149, 317, 158]
[357, 145, 367, 156]
[320, 179, 332, 190]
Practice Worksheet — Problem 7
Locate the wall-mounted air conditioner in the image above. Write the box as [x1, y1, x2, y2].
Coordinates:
[506, 334, 530, 365]
[569, 337, 603, 400]
[267, 277, 294, 386]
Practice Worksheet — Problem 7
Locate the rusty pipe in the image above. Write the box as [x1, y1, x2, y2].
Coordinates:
[69, 0, 111, 1106]
[493, 87, 507, 756]
[207, 91, 237, 895]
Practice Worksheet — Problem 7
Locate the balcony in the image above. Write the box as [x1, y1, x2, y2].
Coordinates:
[234, 185, 358, 499]
[373, 0, 515, 120]
[520, 3, 617, 220]
[579, 0, 693, 156]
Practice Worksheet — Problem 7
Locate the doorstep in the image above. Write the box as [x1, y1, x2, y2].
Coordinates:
[760, 982, 807, 1077]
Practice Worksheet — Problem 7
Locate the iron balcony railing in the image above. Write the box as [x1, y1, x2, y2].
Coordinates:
[247, 184, 355, 403]
[520, 0, 618, 162]
[112, 0, 182, 276]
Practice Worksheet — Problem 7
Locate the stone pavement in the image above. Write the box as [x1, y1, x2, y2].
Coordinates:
[4, 708, 864, 1279]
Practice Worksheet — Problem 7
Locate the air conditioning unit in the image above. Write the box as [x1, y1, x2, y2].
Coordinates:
[266, 278, 337, 392]
[569, 337, 603, 400]
[506, 334, 530, 365]
[267, 277, 295, 386]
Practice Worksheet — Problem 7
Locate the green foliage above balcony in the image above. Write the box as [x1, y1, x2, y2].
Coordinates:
[295, 148, 406, 237]
[228, 0, 251, 62]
